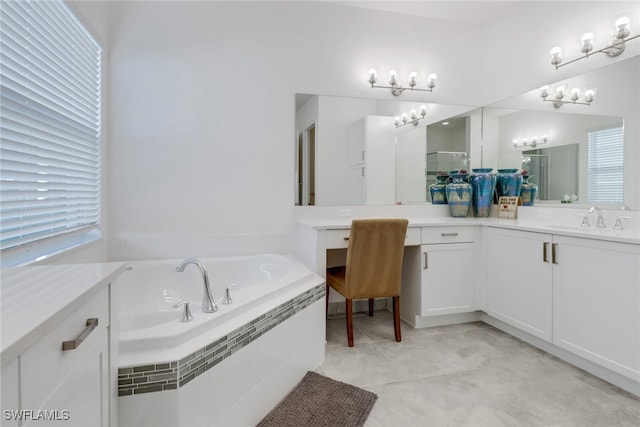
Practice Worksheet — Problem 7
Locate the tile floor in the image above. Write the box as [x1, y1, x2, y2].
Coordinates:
[318, 311, 640, 427]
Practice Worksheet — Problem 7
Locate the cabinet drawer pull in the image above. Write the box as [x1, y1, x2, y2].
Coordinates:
[543, 242, 549, 263]
[62, 318, 99, 351]
[552, 243, 559, 264]
[423, 252, 428, 269]
[343, 236, 349, 241]
[441, 232, 459, 237]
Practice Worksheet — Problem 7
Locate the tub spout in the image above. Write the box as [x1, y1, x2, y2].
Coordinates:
[176, 258, 218, 313]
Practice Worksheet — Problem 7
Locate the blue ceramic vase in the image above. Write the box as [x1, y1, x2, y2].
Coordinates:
[469, 168, 496, 217]
[445, 172, 473, 217]
[429, 172, 449, 204]
[495, 169, 523, 202]
[520, 174, 538, 206]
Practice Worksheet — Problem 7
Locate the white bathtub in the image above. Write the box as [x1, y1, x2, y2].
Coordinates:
[116, 253, 326, 426]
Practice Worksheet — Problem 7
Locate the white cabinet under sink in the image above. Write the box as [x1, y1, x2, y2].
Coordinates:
[486, 228, 553, 342]
[552, 235, 640, 381]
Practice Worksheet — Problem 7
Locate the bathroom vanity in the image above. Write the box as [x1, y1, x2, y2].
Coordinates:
[295, 213, 640, 395]
[1, 263, 126, 426]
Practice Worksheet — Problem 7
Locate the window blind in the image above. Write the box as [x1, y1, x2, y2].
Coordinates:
[0, 0, 102, 252]
[587, 126, 624, 205]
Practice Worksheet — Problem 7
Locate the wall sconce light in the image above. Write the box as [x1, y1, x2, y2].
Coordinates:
[369, 69, 437, 96]
[394, 105, 427, 128]
[513, 135, 549, 149]
[540, 85, 595, 108]
[550, 16, 639, 69]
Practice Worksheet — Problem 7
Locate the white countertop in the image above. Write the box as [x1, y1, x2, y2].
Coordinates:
[296, 217, 640, 245]
[1, 262, 126, 365]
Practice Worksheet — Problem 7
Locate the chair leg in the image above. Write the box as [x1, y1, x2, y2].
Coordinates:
[325, 283, 330, 319]
[393, 296, 401, 342]
[368, 298, 374, 316]
[346, 299, 354, 347]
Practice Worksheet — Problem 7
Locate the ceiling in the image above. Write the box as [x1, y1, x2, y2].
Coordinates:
[330, 1, 523, 24]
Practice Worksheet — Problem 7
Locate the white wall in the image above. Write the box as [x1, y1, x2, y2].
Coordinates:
[49, 1, 639, 262]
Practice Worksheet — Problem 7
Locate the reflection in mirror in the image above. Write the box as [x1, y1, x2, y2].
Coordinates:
[484, 55, 638, 209]
[294, 94, 479, 206]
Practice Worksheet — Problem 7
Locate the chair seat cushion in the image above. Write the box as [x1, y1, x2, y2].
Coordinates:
[326, 266, 347, 297]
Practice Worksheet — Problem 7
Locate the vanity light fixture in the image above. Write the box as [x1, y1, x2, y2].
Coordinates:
[550, 16, 639, 69]
[513, 135, 549, 149]
[540, 85, 595, 108]
[368, 69, 436, 96]
[394, 105, 427, 128]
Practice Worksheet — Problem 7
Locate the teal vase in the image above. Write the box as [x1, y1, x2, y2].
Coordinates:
[495, 169, 523, 202]
[520, 175, 538, 206]
[469, 168, 496, 217]
[445, 173, 473, 217]
[429, 173, 449, 204]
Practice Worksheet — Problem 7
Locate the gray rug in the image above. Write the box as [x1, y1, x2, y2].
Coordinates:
[257, 371, 378, 427]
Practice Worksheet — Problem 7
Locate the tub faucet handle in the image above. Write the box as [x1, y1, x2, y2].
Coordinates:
[173, 301, 193, 322]
[222, 283, 238, 305]
[577, 214, 590, 227]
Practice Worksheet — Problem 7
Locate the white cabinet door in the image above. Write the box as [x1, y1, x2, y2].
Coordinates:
[421, 243, 475, 316]
[20, 286, 110, 427]
[487, 228, 553, 342]
[553, 236, 640, 380]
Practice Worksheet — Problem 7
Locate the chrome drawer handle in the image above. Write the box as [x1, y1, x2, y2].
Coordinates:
[441, 232, 459, 237]
[62, 318, 99, 351]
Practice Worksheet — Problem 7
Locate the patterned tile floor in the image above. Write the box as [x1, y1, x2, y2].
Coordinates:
[318, 311, 640, 427]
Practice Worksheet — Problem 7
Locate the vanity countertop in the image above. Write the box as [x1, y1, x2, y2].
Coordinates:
[296, 217, 640, 245]
[1, 262, 127, 365]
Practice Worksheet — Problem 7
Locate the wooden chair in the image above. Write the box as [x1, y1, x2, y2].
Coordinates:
[326, 218, 409, 347]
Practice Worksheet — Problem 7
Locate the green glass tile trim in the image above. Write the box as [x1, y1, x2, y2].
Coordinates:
[118, 283, 325, 396]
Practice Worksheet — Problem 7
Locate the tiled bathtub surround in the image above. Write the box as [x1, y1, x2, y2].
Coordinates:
[118, 283, 325, 396]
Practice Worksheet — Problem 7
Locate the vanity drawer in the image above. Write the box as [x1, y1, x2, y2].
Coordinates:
[422, 226, 475, 244]
[326, 229, 351, 249]
[326, 227, 421, 249]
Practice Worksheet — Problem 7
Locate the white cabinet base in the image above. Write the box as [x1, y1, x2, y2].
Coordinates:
[481, 313, 640, 397]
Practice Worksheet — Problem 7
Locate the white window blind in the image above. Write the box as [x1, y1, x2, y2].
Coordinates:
[587, 126, 624, 205]
[0, 0, 102, 253]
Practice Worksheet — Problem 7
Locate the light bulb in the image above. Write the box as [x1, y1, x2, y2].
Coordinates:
[550, 46, 562, 66]
[531, 137, 538, 148]
[401, 112, 408, 123]
[410, 109, 418, 120]
[540, 85, 550, 99]
[584, 89, 595, 103]
[408, 72, 417, 88]
[388, 70, 398, 86]
[615, 16, 630, 39]
[571, 87, 581, 101]
[394, 116, 401, 126]
[542, 134, 548, 143]
[368, 68, 377, 85]
[580, 33, 594, 54]
[419, 105, 427, 116]
[522, 138, 529, 146]
[513, 139, 519, 148]
[427, 73, 437, 89]
[555, 86, 566, 99]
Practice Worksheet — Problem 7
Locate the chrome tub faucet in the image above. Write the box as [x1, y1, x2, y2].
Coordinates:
[176, 258, 218, 313]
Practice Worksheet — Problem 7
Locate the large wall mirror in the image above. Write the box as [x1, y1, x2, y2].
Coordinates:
[484, 55, 638, 209]
[294, 94, 480, 205]
[295, 55, 639, 209]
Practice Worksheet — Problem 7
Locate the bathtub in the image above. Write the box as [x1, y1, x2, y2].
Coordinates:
[116, 253, 326, 426]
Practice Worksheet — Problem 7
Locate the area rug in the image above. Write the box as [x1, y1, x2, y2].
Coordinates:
[257, 371, 378, 427]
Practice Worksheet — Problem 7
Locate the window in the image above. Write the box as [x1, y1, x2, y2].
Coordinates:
[587, 126, 624, 205]
[0, 0, 102, 265]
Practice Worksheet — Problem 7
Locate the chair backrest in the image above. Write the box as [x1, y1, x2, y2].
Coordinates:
[344, 218, 409, 299]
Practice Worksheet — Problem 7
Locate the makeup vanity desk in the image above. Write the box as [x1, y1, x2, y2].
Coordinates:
[295, 217, 484, 329]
